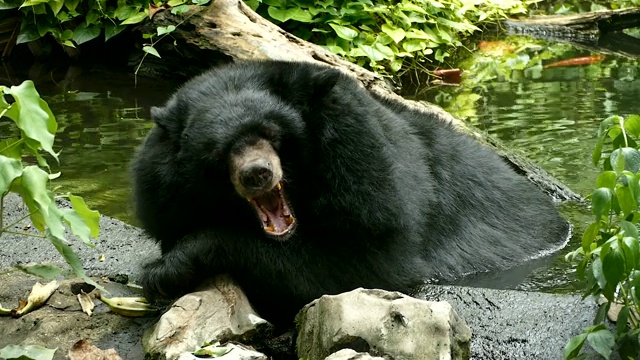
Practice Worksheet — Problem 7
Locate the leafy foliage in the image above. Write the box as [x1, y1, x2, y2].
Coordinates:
[4, 0, 210, 49]
[245, 0, 537, 75]
[564, 114, 640, 359]
[0, 80, 103, 290]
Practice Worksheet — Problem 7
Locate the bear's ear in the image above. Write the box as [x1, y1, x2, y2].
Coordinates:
[307, 67, 342, 99]
[150, 96, 185, 140]
[268, 62, 342, 108]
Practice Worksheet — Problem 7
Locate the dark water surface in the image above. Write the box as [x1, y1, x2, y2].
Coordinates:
[2, 34, 639, 293]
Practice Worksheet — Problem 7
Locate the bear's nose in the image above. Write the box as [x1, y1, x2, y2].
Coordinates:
[240, 162, 273, 190]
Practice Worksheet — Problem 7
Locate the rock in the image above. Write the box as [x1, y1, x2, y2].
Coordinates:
[325, 349, 386, 360]
[295, 288, 471, 360]
[143, 275, 274, 360]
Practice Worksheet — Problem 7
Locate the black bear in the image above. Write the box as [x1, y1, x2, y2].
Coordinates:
[131, 59, 569, 327]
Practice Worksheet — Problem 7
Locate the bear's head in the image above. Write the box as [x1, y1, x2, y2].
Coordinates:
[149, 60, 343, 241]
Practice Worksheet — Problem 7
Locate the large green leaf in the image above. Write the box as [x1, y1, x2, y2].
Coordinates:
[624, 114, 640, 138]
[16, 264, 63, 279]
[4, 81, 58, 160]
[586, 328, 615, 360]
[69, 194, 100, 238]
[0, 138, 23, 159]
[121, 11, 148, 25]
[610, 147, 640, 174]
[105, 23, 127, 42]
[0, 155, 22, 195]
[563, 333, 587, 359]
[21, 165, 52, 219]
[328, 23, 358, 41]
[72, 23, 101, 45]
[381, 24, 405, 43]
[601, 239, 625, 285]
[591, 187, 612, 221]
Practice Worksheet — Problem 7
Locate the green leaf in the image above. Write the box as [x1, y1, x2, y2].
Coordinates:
[19, 0, 49, 7]
[157, 25, 176, 36]
[16, 264, 63, 279]
[21, 165, 52, 219]
[581, 222, 600, 252]
[616, 185, 635, 217]
[72, 23, 101, 45]
[84, 9, 100, 25]
[143, 45, 161, 58]
[591, 188, 612, 221]
[64, 0, 79, 12]
[563, 333, 587, 359]
[47, 233, 106, 293]
[586, 329, 615, 360]
[121, 11, 148, 25]
[610, 147, 640, 174]
[624, 114, 640, 138]
[0, 344, 57, 360]
[619, 221, 639, 239]
[0, 138, 23, 159]
[593, 135, 606, 167]
[381, 24, 405, 43]
[616, 305, 631, 335]
[596, 171, 617, 190]
[621, 236, 638, 272]
[4, 81, 58, 160]
[47, 0, 64, 15]
[328, 23, 358, 41]
[397, 2, 428, 14]
[105, 23, 126, 42]
[0, 155, 22, 195]
[601, 239, 625, 285]
[114, 5, 140, 21]
[402, 39, 427, 52]
[171, 4, 190, 15]
[436, 17, 480, 33]
[0, 0, 21, 10]
[69, 195, 100, 238]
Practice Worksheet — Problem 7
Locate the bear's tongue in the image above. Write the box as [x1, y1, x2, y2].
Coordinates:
[251, 183, 295, 237]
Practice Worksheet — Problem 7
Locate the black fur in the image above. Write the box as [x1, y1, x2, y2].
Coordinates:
[131, 60, 569, 327]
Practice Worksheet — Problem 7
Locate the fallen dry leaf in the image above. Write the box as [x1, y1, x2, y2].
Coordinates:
[77, 292, 95, 316]
[12, 280, 60, 317]
[68, 339, 122, 360]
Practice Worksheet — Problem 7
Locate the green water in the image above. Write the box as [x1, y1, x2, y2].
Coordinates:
[402, 35, 640, 293]
[1, 34, 638, 293]
[0, 65, 178, 224]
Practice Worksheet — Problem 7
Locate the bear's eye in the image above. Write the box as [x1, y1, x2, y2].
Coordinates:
[259, 127, 279, 148]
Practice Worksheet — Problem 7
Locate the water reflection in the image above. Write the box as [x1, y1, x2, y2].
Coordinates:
[0, 64, 178, 224]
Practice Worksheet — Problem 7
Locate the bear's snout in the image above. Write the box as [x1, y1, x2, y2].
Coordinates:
[229, 138, 283, 199]
[240, 161, 273, 190]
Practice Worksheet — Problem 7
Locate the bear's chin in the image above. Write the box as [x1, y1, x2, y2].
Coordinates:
[248, 182, 297, 241]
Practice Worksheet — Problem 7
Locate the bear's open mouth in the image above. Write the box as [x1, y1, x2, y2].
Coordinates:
[248, 182, 296, 238]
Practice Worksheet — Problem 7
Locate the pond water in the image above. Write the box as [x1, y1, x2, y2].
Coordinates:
[1, 32, 638, 294]
[400, 33, 640, 293]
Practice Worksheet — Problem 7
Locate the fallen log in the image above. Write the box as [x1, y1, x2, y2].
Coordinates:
[503, 8, 640, 59]
[136, 0, 582, 202]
